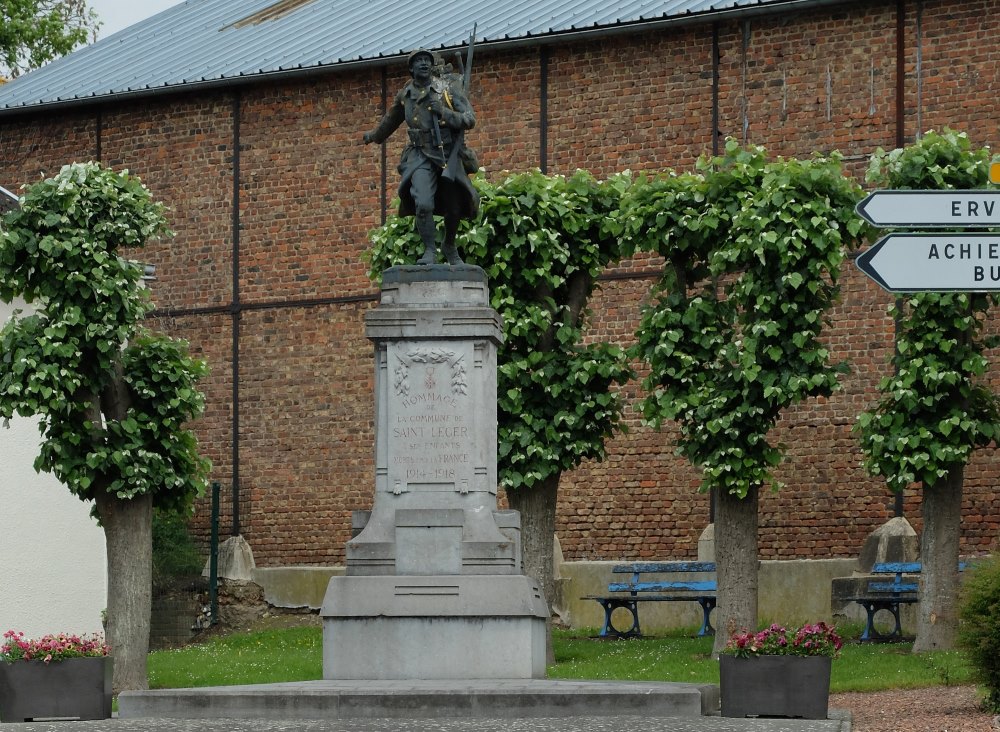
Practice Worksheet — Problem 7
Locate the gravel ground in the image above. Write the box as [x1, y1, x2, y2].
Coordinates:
[831, 686, 998, 731]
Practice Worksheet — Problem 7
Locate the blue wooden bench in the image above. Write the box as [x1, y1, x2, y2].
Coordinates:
[584, 561, 717, 638]
[848, 561, 967, 641]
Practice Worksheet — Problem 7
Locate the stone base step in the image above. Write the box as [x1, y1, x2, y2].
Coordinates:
[119, 679, 718, 720]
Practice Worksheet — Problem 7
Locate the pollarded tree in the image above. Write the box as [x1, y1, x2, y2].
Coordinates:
[856, 129, 1000, 652]
[622, 140, 866, 654]
[369, 169, 633, 657]
[0, 162, 210, 690]
[0, 0, 99, 78]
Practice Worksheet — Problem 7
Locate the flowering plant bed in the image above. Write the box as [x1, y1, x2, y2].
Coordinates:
[0, 631, 112, 722]
[719, 623, 841, 719]
[722, 622, 843, 658]
[2, 630, 110, 663]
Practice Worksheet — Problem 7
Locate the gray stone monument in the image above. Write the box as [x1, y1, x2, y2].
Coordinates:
[321, 265, 548, 679]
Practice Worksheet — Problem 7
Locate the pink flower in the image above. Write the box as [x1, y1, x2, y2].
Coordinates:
[1, 630, 110, 663]
[723, 621, 842, 659]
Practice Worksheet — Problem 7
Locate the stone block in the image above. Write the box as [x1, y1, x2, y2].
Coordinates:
[202, 535, 255, 582]
[858, 516, 918, 572]
[321, 575, 548, 679]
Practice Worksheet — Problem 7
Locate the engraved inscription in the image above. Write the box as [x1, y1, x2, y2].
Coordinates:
[388, 344, 473, 491]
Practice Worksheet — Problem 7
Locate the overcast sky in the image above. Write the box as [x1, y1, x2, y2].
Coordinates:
[88, 0, 184, 39]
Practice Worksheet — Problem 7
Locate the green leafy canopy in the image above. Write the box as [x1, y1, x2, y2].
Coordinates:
[0, 161, 210, 512]
[367, 169, 634, 490]
[856, 129, 1000, 491]
[627, 139, 867, 497]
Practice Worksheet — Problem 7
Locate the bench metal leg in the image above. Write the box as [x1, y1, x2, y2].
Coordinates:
[596, 598, 641, 638]
[857, 600, 903, 641]
[697, 598, 716, 637]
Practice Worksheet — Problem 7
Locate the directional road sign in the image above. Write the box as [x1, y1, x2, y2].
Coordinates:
[856, 190, 1000, 228]
[856, 233, 1000, 292]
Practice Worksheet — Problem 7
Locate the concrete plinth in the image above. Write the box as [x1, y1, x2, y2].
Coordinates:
[322, 574, 547, 679]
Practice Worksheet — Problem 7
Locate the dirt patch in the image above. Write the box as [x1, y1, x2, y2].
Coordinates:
[831, 685, 997, 731]
[153, 576, 322, 647]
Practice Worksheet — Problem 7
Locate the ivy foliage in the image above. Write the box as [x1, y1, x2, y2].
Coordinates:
[624, 139, 867, 497]
[0, 162, 210, 512]
[856, 130, 1000, 491]
[368, 169, 633, 490]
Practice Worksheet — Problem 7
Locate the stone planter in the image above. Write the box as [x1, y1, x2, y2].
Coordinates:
[0, 657, 112, 722]
[719, 655, 831, 719]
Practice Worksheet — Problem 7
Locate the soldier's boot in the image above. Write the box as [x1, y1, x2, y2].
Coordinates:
[442, 216, 464, 265]
[415, 213, 437, 265]
[417, 244, 437, 265]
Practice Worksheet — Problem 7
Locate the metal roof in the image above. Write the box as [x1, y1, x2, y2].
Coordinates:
[0, 0, 853, 115]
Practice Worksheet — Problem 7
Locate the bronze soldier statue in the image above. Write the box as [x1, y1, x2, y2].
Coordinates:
[363, 49, 479, 266]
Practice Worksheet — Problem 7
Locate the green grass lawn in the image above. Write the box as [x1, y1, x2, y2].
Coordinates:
[149, 627, 322, 689]
[547, 627, 973, 692]
[147, 623, 974, 693]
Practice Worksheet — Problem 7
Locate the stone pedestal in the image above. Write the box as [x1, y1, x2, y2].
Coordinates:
[321, 265, 548, 679]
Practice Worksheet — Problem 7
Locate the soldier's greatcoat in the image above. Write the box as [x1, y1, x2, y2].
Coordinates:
[367, 76, 480, 220]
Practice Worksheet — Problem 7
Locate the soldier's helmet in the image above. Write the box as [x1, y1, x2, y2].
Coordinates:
[407, 48, 438, 71]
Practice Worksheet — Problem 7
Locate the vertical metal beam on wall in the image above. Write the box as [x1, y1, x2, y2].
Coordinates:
[540, 46, 549, 174]
[712, 23, 720, 157]
[95, 108, 103, 163]
[230, 90, 243, 537]
[209, 481, 220, 624]
[740, 20, 750, 145]
[895, 0, 905, 148]
[709, 21, 724, 521]
[380, 66, 388, 224]
[893, 0, 906, 518]
[914, 1, 923, 140]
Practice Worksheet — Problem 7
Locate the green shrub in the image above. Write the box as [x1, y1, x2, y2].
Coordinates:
[958, 553, 1000, 713]
[152, 509, 204, 591]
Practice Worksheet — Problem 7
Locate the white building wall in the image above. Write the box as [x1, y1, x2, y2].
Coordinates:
[1, 298, 107, 637]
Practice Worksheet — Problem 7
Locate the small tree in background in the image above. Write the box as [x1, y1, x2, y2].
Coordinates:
[0, 162, 210, 690]
[622, 140, 866, 654]
[0, 0, 99, 78]
[369, 169, 633, 659]
[856, 129, 1000, 652]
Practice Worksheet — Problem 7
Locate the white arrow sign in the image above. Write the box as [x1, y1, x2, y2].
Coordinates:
[856, 190, 1000, 227]
[856, 234, 1000, 292]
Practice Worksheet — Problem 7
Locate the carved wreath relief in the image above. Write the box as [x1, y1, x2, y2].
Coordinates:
[393, 347, 468, 397]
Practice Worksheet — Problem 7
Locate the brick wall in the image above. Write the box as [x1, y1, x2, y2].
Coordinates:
[2, 0, 999, 566]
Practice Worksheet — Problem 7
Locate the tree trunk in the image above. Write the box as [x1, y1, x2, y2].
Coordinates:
[912, 467, 963, 653]
[711, 484, 759, 657]
[95, 491, 153, 692]
[506, 474, 558, 665]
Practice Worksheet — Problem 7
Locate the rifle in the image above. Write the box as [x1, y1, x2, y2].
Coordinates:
[453, 23, 476, 92]
[442, 25, 476, 182]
